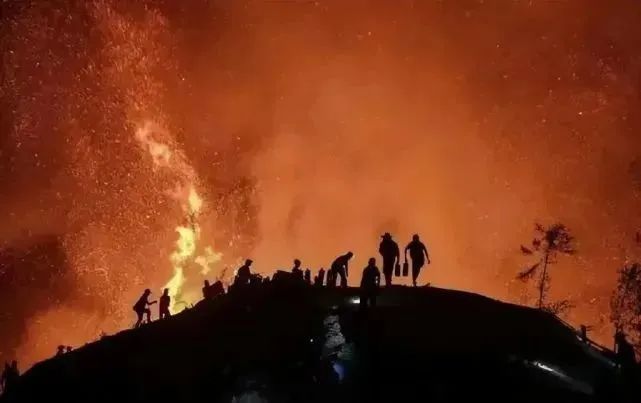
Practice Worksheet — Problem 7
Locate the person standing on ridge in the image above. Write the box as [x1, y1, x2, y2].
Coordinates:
[133, 289, 156, 328]
[326, 267, 335, 287]
[202, 280, 213, 300]
[292, 259, 304, 280]
[1, 361, 19, 396]
[404, 234, 431, 287]
[315, 268, 326, 287]
[234, 259, 253, 287]
[360, 257, 381, 309]
[330, 252, 353, 287]
[379, 232, 400, 286]
[159, 288, 171, 320]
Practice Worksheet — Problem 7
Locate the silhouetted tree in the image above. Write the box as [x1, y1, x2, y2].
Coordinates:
[517, 223, 576, 312]
[610, 262, 641, 349]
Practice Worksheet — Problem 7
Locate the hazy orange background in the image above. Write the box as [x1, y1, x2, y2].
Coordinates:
[2, 0, 641, 367]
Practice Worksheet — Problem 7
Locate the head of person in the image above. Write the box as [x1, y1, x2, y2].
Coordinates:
[382, 232, 392, 240]
[245, 259, 253, 266]
[346, 251, 354, 259]
[163, 288, 169, 296]
[204, 280, 210, 287]
[144, 288, 151, 295]
[412, 234, 420, 242]
[368, 257, 376, 266]
[294, 259, 301, 267]
[58, 345, 64, 352]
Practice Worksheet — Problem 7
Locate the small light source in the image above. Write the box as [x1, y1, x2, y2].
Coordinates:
[349, 297, 360, 305]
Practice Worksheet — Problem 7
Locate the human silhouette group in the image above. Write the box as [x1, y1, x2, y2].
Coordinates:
[131, 232, 431, 326]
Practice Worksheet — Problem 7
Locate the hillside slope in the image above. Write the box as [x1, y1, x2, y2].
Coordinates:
[0, 280, 630, 402]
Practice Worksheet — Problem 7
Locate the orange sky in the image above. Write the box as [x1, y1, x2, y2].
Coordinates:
[2, 0, 641, 367]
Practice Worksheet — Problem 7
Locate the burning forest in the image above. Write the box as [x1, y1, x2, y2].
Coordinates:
[2, 0, 641, 368]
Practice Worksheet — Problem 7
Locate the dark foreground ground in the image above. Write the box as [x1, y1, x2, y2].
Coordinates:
[1, 276, 637, 402]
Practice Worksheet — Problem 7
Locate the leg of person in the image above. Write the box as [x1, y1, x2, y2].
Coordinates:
[339, 268, 347, 287]
[412, 260, 424, 287]
[145, 308, 151, 323]
[382, 268, 389, 287]
[383, 260, 393, 286]
[135, 311, 143, 328]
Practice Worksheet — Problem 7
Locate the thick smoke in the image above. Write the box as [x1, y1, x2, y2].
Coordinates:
[2, 0, 641, 365]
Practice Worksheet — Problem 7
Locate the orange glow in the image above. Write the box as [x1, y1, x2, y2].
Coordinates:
[3, 0, 641, 367]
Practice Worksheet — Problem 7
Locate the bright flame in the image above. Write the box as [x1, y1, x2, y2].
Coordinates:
[188, 187, 203, 215]
[135, 121, 223, 313]
[195, 246, 223, 275]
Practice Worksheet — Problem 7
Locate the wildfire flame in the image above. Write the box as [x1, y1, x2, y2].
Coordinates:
[135, 121, 222, 313]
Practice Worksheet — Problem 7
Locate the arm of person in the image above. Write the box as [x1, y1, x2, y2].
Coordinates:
[423, 245, 431, 264]
[404, 245, 409, 262]
[148, 300, 157, 305]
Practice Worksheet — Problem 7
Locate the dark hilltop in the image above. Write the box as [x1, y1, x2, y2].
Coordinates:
[0, 275, 637, 403]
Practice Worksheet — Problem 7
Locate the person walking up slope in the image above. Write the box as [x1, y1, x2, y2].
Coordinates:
[404, 234, 431, 287]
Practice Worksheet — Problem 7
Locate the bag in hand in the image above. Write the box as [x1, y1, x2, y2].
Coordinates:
[402, 261, 409, 277]
[394, 263, 401, 277]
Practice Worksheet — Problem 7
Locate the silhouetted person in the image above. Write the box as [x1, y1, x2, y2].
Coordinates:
[330, 252, 353, 287]
[326, 268, 335, 288]
[292, 259, 304, 280]
[65, 346, 72, 353]
[317, 268, 326, 286]
[360, 257, 381, 309]
[304, 269, 311, 284]
[234, 259, 253, 287]
[615, 331, 636, 369]
[159, 288, 171, 319]
[202, 280, 212, 300]
[379, 232, 400, 286]
[405, 234, 430, 287]
[1, 363, 8, 394]
[133, 289, 156, 328]
[56, 345, 65, 357]
[1, 361, 19, 395]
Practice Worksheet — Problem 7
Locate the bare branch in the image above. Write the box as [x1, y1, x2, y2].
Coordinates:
[520, 245, 533, 255]
[517, 262, 540, 281]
